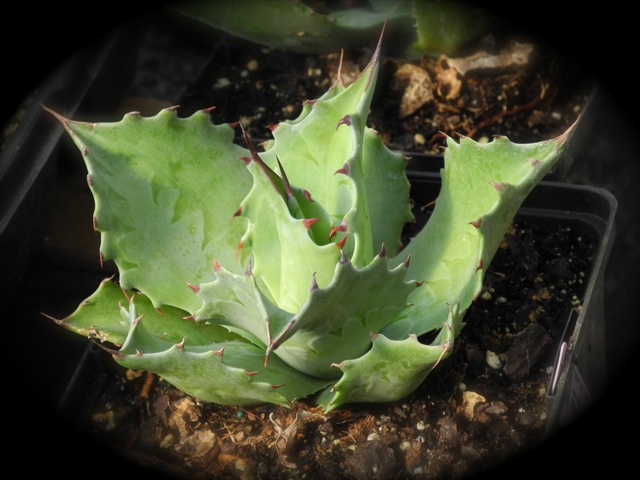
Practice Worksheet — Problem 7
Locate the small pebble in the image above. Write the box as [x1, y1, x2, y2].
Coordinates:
[214, 77, 230, 88]
[486, 350, 502, 369]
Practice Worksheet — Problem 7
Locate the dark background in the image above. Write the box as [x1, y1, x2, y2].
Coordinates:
[3, 1, 638, 478]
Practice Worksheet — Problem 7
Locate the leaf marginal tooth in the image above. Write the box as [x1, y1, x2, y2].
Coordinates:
[276, 156, 293, 198]
[303, 218, 318, 230]
[310, 272, 319, 291]
[235, 240, 244, 261]
[302, 189, 314, 202]
[329, 219, 347, 240]
[469, 218, 482, 228]
[212, 347, 224, 357]
[490, 181, 508, 191]
[264, 318, 297, 366]
[336, 114, 351, 129]
[333, 163, 349, 176]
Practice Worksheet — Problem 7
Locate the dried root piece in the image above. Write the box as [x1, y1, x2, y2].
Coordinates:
[270, 409, 328, 468]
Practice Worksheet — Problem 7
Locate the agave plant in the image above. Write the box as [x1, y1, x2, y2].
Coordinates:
[45, 34, 573, 413]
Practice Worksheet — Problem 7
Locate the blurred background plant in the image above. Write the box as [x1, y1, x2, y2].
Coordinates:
[170, 0, 498, 57]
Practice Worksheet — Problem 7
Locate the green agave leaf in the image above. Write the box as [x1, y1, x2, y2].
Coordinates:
[236, 151, 341, 313]
[408, 0, 496, 56]
[272, 249, 418, 379]
[195, 238, 418, 381]
[55, 278, 239, 347]
[114, 297, 330, 406]
[261, 41, 413, 267]
[328, 0, 412, 30]
[261, 54, 378, 241]
[193, 260, 294, 349]
[384, 130, 574, 340]
[358, 127, 413, 258]
[48, 107, 252, 313]
[319, 302, 460, 412]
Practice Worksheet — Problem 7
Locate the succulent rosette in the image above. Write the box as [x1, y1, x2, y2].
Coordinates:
[47, 35, 572, 412]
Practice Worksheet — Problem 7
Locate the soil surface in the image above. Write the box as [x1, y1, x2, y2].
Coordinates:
[171, 19, 595, 160]
[34, 10, 602, 480]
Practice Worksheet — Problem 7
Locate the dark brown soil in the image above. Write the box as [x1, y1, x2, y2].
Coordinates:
[173, 23, 594, 158]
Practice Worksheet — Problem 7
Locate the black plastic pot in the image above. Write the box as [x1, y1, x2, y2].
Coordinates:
[2, 23, 143, 443]
[407, 171, 617, 436]
[0, 24, 140, 298]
